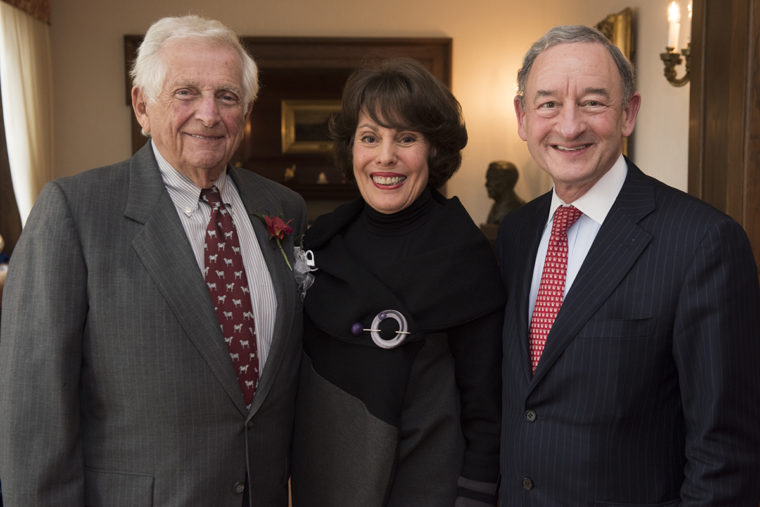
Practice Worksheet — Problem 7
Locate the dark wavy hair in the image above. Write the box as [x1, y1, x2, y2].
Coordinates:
[329, 57, 468, 189]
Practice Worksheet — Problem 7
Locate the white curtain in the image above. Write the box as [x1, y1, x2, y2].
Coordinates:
[0, 1, 53, 224]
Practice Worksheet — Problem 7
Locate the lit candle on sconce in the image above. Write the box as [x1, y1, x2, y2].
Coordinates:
[660, 0, 690, 87]
[667, 1, 681, 50]
[687, 1, 692, 42]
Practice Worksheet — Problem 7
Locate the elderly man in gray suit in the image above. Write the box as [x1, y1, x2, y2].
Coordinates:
[0, 15, 306, 506]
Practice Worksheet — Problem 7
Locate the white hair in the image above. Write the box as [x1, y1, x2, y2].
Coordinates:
[130, 15, 259, 107]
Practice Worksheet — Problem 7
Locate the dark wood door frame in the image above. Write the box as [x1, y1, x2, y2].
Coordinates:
[688, 0, 760, 269]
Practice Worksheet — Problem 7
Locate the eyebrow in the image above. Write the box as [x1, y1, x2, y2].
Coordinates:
[534, 87, 611, 98]
[582, 87, 611, 98]
[169, 79, 242, 95]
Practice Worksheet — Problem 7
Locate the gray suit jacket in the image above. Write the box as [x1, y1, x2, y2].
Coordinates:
[0, 143, 307, 506]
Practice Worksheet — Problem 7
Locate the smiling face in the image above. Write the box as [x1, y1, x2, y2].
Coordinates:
[352, 111, 430, 214]
[515, 42, 640, 202]
[132, 38, 250, 188]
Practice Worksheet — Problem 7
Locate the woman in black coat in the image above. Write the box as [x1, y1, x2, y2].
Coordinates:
[292, 58, 504, 507]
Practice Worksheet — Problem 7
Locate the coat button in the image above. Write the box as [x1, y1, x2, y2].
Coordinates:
[233, 481, 246, 495]
[524, 409, 536, 422]
[522, 477, 534, 490]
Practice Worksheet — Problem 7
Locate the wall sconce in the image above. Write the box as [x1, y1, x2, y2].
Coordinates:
[660, 1, 691, 87]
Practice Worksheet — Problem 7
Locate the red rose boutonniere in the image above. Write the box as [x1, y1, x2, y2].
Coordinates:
[256, 214, 294, 270]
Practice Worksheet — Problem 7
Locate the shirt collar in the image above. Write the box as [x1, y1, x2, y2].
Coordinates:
[548, 154, 628, 225]
[152, 140, 231, 214]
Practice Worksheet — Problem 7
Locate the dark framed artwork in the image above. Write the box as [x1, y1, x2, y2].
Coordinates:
[280, 99, 341, 155]
[124, 36, 452, 205]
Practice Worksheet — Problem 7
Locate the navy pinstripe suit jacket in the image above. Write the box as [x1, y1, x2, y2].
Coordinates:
[496, 159, 760, 506]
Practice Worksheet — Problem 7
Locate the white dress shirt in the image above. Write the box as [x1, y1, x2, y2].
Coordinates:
[528, 155, 628, 323]
[152, 142, 277, 368]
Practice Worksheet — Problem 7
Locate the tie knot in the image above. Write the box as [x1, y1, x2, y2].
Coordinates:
[201, 186, 223, 208]
[552, 205, 582, 235]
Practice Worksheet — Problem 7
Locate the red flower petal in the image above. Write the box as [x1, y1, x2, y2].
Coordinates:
[263, 215, 294, 240]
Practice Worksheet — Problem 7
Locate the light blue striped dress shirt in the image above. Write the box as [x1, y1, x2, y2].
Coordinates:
[151, 142, 277, 368]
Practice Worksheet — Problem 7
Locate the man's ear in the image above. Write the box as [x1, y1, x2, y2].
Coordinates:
[622, 92, 641, 137]
[514, 96, 528, 142]
[131, 87, 150, 135]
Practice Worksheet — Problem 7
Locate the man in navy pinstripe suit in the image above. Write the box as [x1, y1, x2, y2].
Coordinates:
[497, 25, 760, 505]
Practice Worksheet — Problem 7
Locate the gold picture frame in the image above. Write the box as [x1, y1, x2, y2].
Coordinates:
[596, 7, 633, 62]
[281, 100, 341, 155]
[596, 7, 634, 155]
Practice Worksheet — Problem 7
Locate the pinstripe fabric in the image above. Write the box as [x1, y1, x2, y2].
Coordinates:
[0, 143, 307, 506]
[496, 159, 760, 506]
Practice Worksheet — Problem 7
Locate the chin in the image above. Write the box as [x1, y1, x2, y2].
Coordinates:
[368, 201, 401, 214]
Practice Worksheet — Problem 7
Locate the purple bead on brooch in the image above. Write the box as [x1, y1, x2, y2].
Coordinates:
[351, 322, 363, 336]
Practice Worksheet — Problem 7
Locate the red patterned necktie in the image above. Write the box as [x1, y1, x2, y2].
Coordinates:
[201, 186, 258, 406]
[529, 205, 583, 373]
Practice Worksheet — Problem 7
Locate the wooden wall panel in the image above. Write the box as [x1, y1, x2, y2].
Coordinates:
[688, 0, 760, 269]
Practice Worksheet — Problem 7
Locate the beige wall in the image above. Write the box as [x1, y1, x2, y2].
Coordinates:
[49, 0, 691, 224]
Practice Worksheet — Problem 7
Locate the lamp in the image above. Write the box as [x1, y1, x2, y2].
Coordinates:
[660, 1, 691, 87]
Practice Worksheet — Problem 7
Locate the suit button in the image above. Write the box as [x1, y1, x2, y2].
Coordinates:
[524, 409, 536, 422]
[522, 477, 534, 490]
[233, 481, 245, 495]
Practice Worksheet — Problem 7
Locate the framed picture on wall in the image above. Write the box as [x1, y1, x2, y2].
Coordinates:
[595, 7, 633, 62]
[281, 100, 341, 155]
[596, 7, 634, 155]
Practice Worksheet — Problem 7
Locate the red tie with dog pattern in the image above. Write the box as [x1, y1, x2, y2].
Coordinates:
[529, 205, 582, 373]
[202, 186, 258, 407]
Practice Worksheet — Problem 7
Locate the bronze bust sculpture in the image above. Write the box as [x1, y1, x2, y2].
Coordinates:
[485, 161, 524, 225]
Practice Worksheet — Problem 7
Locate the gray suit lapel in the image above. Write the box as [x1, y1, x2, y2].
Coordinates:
[530, 162, 655, 387]
[229, 168, 297, 417]
[126, 145, 248, 414]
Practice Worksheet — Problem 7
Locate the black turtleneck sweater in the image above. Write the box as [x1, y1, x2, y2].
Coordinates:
[344, 186, 438, 267]
[296, 187, 505, 505]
